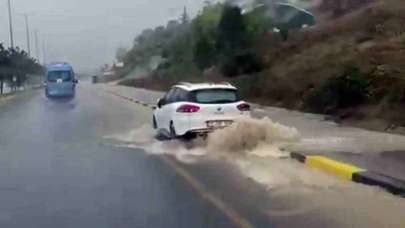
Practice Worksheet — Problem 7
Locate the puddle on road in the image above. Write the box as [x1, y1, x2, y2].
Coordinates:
[42, 96, 78, 112]
[105, 116, 405, 226]
[205, 117, 299, 158]
[104, 117, 349, 192]
[102, 116, 387, 190]
[104, 116, 300, 162]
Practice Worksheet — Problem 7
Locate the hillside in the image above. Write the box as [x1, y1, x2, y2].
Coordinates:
[118, 0, 405, 133]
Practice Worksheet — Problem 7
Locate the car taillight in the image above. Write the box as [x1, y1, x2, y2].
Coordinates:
[176, 104, 200, 113]
[237, 103, 250, 111]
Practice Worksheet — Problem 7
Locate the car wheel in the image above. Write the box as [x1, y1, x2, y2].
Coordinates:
[170, 121, 177, 139]
[153, 116, 158, 129]
[182, 132, 197, 140]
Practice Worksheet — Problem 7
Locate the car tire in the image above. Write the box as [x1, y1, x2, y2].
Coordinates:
[153, 116, 158, 129]
[183, 132, 197, 141]
[170, 121, 177, 139]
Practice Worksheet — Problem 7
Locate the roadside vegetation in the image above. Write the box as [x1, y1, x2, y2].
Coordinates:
[118, 0, 405, 132]
[0, 43, 43, 95]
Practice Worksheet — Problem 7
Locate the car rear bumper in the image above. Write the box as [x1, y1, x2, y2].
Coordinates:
[174, 112, 251, 136]
[187, 126, 229, 136]
[46, 87, 75, 97]
[46, 90, 75, 98]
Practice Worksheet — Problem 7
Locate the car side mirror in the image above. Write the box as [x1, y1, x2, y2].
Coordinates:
[73, 79, 79, 84]
[157, 98, 165, 108]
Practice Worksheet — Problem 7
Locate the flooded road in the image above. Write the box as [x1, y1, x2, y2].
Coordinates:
[253, 106, 405, 154]
[104, 84, 405, 228]
[1, 83, 404, 228]
[105, 84, 405, 154]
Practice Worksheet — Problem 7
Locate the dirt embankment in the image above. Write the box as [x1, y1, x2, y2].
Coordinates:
[119, 0, 405, 134]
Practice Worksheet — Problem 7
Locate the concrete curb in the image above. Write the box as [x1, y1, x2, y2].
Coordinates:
[290, 152, 405, 197]
[105, 90, 156, 109]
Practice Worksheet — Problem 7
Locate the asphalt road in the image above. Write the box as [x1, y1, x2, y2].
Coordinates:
[0, 84, 404, 228]
[0, 87, 238, 228]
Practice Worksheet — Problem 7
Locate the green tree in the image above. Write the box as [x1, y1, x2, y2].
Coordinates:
[216, 4, 248, 56]
[191, 3, 223, 70]
[0, 44, 10, 94]
[0, 44, 42, 94]
[215, 4, 264, 77]
[244, 5, 273, 41]
[193, 33, 216, 69]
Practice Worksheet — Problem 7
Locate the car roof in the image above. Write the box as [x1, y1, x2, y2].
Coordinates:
[174, 82, 236, 91]
[46, 63, 73, 72]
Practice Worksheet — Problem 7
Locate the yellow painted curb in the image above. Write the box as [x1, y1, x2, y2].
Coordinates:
[305, 156, 365, 180]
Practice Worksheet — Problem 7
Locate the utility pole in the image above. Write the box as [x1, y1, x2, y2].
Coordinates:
[42, 40, 47, 64]
[181, 6, 189, 24]
[25, 15, 31, 56]
[34, 30, 40, 61]
[7, 0, 14, 48]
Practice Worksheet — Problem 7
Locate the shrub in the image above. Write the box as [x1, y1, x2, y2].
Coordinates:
[220, 51, 264, 77]
[306, 67, 370, 113]
[193, 35, 217, 69]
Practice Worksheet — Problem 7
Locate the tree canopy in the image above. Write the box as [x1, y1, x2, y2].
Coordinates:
[0, 43, 42, 94]
[119, 1, 314, 78]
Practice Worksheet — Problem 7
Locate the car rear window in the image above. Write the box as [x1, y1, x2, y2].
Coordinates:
[47, 71, 72, 82]
[191, 89, 240, 104]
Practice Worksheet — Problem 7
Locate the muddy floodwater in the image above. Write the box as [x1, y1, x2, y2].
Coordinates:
[105, 116, 405, 228]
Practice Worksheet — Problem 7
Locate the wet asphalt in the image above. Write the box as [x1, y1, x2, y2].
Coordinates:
[1, 84, 404, 228]
[0, 87, 239, 228]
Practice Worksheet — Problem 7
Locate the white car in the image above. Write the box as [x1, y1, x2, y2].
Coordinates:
[153, 82, 251, 138]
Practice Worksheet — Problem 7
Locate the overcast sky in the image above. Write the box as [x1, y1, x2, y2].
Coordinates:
[0, 0, 217, 73]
